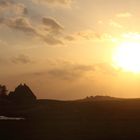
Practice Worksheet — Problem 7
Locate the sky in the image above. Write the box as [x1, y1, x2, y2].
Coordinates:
[1, 0, 140, 99]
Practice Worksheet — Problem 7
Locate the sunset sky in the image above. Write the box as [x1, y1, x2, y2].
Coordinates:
[1, 0, 140, 99]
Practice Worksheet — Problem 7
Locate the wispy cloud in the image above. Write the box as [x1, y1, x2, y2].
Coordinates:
[0, 17, 36, 33]
[32, 0, 73, 5]
[116, 12, 132, 18]
[47, 64, 95, 80]
[0, 0, 27, 15]
[64, 30, 113, 42]
[77, 30, 101, 40]
[0, 0, 65, 45]
[0, 16, 64, 45]
[27, 60, 118, 81]
[11, 54, 33, 64]
[0, 0, 114, 46]
[64, 35, 75, 41]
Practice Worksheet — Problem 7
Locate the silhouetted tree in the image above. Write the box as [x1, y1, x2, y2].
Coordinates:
[0, 85, 8, 99]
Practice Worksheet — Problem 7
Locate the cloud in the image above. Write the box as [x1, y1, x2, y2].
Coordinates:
[63, 30, 102, 43]
[28, 61, 95, 81]
[0, 0, 27, 15]
[64, 30, 112, 42]
[0, 1, 100, 46]
[42, 17, 63, 34]
[116, 12, 132, 18]
[0, 16, 63, 45]
[64, 35, 75, 41]
[0, 17, 36, 34]
[48, 64, 95, 80]
[0, 1, 106, 46]
[11, 54, 33, 64]
[25, 60, 119, 82]
[33, 0, 72, 5]
[77, 30, 101, 40]
[43, 34, 63, 45]
[40, 17, 64, 45]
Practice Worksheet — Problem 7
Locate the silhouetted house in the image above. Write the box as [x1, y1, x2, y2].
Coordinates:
[9, 84, 37, 104]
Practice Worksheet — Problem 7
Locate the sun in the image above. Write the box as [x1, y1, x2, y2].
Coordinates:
[113, 41, 140, 73]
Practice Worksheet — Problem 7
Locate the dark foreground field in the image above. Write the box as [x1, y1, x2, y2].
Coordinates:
[1, 99, 140, 140]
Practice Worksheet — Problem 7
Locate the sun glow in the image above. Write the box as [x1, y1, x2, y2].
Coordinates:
[113, 41, 140, 73]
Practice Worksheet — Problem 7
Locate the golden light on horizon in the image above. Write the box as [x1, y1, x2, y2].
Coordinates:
[113, 41, 140, 73]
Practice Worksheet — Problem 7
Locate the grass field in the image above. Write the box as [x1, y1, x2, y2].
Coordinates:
[1, 99, 140, 140]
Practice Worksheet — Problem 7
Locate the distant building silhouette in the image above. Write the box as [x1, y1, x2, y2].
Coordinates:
[9, 84, 37, 104]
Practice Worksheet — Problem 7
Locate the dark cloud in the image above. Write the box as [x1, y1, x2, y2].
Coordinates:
[11, 54, 33, 64]
[41, 17, 64, 44]
[42, 17, 63, 34]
